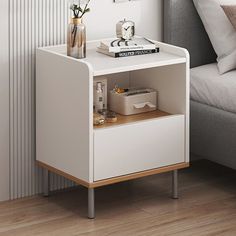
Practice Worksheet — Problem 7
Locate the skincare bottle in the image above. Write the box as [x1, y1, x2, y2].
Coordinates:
[95, 82, 103, 112]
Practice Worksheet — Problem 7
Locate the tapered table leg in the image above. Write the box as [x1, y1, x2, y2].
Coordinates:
[88, 188, 95, 219]
[172, 170, 178, 199]
[43, 169, 50, 197]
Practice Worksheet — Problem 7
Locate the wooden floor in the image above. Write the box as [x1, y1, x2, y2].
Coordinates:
[1, 160, 236, 236]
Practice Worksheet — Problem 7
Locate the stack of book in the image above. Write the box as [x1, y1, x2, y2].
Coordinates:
[97, 37, 159, 58]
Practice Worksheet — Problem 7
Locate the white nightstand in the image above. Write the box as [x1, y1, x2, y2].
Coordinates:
[36, 39, 190, 219]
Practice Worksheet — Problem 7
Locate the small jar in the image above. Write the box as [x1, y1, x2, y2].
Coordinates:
[93, 113, 105, 126]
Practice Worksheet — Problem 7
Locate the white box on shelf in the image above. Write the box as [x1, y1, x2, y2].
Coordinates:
[109, 88, 157, 115]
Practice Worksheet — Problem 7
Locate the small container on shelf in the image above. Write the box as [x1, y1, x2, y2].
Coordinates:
[93, 76, 107, 110]
[93, 113, 105, 126]
[98, 110, 118, 123]
[94, 82, 104, 112]
[109, 88, 157, 116]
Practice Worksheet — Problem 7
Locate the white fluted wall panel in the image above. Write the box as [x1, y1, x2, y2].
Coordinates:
[9, 0, 75, 200]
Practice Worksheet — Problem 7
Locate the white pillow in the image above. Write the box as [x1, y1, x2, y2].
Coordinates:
[193, 0, 236, 74]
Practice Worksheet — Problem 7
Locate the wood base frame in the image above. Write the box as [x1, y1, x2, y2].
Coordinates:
[37, 161, 189, 189]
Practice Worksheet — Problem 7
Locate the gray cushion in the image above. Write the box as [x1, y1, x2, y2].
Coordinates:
[164, 0, 217, 68]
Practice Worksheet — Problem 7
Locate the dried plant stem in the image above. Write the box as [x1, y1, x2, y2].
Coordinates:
[80, 0, 91, 18]
[72, 25, 77, 47]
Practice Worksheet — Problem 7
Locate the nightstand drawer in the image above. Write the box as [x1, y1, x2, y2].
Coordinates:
[94, 115, 185, 181]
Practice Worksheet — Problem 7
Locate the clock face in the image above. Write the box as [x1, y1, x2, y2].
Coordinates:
[116, 20, 135, 40]
[122, 22, 135, 40]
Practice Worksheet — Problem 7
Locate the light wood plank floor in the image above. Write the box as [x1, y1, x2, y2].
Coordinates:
[1, 160, 236, 236]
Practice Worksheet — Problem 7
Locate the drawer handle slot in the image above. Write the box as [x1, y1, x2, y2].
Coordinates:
[133, 102, 156, 109]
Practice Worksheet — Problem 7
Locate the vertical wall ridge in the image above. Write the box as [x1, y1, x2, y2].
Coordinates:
[9, 0, 74, 200]
[0, 0, 10, 201]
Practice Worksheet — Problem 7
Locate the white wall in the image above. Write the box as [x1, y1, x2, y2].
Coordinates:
[2, 0, 163, 201]
[0, 0, 10, 201]
[85, 0, 163, 41]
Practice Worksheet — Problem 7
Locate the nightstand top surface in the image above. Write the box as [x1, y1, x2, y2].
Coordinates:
[40, 39, 188, 76]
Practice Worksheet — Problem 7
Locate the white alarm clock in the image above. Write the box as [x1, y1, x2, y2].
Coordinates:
[116, 19, 135, 41]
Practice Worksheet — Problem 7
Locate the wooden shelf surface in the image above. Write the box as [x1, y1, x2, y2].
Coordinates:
[94, 110, 171, 129]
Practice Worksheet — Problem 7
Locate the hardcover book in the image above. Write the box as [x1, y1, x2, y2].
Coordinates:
[97, 47, 160, 58]
[99, 37, 157, 53]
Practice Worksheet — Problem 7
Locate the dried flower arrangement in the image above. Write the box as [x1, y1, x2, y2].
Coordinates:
[67, 0, 91, 58]
[70, 0, 91, 19]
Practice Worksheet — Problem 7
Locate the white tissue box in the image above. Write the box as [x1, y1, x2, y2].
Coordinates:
[109, 88, 157, 116]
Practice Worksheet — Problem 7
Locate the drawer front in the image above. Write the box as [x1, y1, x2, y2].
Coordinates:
[94, 115, 185, 181]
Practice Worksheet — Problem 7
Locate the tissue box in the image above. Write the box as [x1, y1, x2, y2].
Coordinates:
[109, 88, 157, 116]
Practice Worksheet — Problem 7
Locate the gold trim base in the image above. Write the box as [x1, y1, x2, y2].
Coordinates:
[37, 161, 189, 189]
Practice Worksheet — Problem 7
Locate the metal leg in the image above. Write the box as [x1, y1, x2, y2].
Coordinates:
[172, 170, 178, 199]
[43, 169, 50, 197]
[88, 188, 95, 219]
